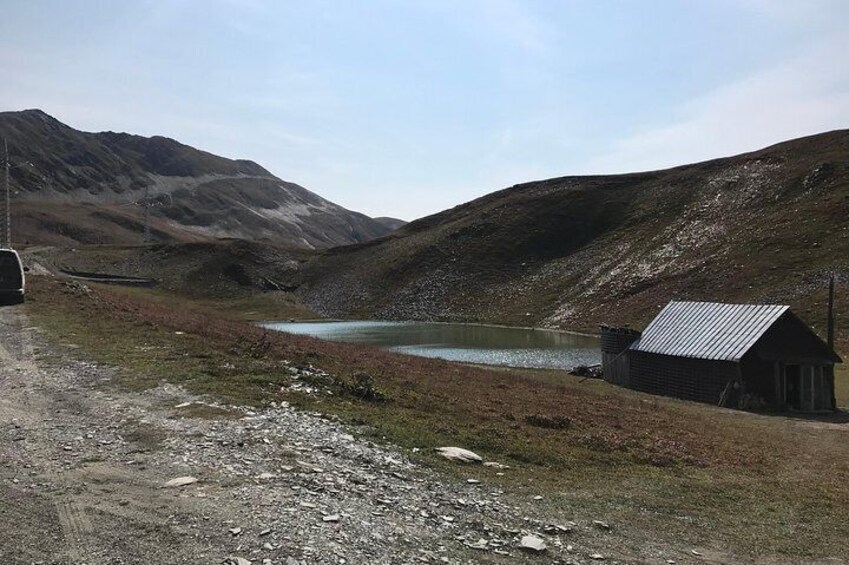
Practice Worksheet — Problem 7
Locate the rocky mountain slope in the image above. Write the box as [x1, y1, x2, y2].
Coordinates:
[0, 109, 392, 248]
[373, 216, 408, 231]
[298, 130, 849, 338]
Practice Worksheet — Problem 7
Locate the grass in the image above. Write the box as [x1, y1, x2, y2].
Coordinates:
[103, 284, 319, 322]
[836, 364, 849, 408]
[24, 276, 849, 560]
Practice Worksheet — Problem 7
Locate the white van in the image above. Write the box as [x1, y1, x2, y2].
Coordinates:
[0, 249, 25, 304]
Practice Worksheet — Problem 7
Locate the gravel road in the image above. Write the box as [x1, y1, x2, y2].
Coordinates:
[1, 303, 636, 565]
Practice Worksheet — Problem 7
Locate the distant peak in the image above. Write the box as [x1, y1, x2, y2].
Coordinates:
[19, 108, 55, 119]
[0, 108, 61, 125]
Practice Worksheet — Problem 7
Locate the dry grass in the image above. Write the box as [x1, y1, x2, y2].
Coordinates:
[105, 285, 318, 322]
[836, 364, 849, 407]
[24, 276, 849, 559]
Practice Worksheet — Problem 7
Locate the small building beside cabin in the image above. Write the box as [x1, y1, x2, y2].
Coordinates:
[601, 301, 841, 412]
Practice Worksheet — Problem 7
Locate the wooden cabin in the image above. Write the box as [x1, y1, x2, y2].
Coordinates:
[601, 301, 841, 412]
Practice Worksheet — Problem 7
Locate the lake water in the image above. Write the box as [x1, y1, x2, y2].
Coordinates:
[261, 320, 600, 370]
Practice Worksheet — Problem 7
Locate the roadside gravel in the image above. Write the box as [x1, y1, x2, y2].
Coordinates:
[0, 304, 630, 565]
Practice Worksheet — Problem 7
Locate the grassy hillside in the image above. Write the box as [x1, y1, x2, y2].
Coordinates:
[296, 130, 849, 353]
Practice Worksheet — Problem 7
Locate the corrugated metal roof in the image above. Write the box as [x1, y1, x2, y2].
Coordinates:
[630, 301, 789, 362]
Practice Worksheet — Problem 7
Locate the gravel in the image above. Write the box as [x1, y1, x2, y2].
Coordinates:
[0, 305, 701, 564]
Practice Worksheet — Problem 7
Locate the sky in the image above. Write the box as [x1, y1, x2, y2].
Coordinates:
[2, 0, 849, 220]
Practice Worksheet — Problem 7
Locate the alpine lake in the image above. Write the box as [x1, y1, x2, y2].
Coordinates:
[261, 320, 600, 370]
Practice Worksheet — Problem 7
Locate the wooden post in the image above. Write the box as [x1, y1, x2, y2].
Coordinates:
[827, 275, 835, 351]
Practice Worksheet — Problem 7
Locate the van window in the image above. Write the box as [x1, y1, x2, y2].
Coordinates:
[0, 251, 23, 290]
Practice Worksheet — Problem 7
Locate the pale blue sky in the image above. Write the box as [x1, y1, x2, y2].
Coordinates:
[3, 1, 848, 219]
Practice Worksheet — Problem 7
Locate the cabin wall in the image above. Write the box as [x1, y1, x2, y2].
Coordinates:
[752, 313, 837, 364]
[629, 351, 738, 405]
[739, 356, 778, 405]
[600, 326, 640, 387]
[746, 314, 838, 411]
[826, 365, 837, 410]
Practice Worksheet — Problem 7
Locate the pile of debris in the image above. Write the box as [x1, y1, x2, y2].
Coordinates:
[569, 364, 603, 379]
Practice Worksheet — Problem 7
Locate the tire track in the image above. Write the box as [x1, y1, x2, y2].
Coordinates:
[55, 498, 95, 561]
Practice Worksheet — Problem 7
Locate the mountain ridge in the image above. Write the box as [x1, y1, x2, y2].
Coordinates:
[296, 127, 849, 339]
[0, 109, 392, 248]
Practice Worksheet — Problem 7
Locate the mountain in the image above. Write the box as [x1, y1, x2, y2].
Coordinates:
[373, 217, 408, 231]
[297, 130, 849, 339]
[0, 109, 393, 248]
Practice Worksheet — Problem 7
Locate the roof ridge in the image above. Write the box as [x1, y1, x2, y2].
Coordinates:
[669, 299, 789, 308]
[631, 300, 790, 361]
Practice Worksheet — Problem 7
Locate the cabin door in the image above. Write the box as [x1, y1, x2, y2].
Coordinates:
[784, 364, 802, 410]
[782, 364, 828, 411]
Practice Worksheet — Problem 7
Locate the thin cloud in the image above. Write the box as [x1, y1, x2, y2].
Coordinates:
[583, 34, 849, 174]
[475, 0, 553, 53]
[429, 0, 554, 54]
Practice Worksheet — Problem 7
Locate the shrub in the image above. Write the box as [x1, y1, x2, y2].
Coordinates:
[523, 413, 572, 430]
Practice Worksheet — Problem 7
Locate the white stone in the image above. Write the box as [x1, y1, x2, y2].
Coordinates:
[435, 447, 482, 463]
[519, 535, 547, 552]
[164, 476, 198, 488]
[483, 461, 509, 469]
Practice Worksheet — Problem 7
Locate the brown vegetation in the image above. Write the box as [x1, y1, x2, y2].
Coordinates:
[24, 277, 849, 557]
[295, 130, 849, 353]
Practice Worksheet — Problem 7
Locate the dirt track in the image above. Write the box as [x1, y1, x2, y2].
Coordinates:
[0, 303, 233, 563]
[0, 304, 600, 565]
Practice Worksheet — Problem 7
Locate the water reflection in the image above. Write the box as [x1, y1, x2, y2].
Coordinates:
[261, 320, 600, 370]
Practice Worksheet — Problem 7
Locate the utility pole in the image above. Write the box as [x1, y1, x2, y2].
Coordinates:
[142, 183, 151, 244]
[2, 138, 9, 249]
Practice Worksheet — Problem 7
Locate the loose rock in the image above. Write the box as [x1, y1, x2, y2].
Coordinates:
[435, 447, 482, 463]
[164, 476, 198, 488]
[519, 534, 547, 553]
